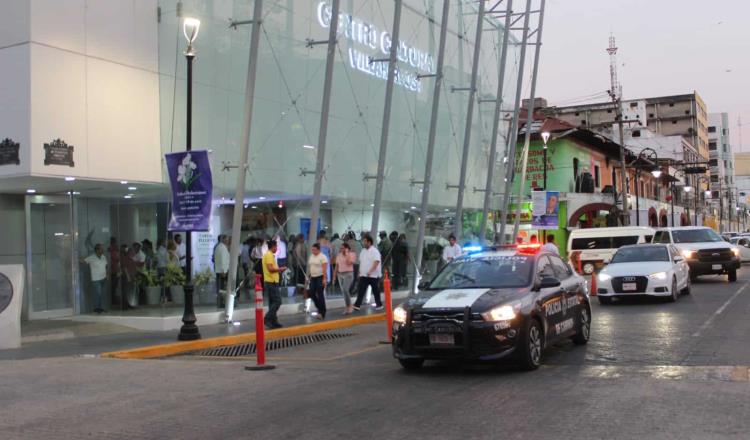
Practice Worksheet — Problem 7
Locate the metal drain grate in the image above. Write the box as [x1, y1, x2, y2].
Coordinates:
[190, 331, 354, 357]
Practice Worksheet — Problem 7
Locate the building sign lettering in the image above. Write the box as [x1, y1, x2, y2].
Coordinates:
[316, 1, 434, 93]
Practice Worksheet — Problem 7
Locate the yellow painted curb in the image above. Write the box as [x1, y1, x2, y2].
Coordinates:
[101, 313, 386, 360]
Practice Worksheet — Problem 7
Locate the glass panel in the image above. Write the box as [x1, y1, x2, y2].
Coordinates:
[29, 200, 73, 315]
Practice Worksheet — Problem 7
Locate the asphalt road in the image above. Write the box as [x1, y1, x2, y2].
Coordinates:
[2, 268, 750, 439]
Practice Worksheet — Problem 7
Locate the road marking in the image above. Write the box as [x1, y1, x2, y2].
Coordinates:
[692, 281, 748, 338]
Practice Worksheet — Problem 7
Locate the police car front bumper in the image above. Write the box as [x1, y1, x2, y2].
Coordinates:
[391, 309, 523, 362]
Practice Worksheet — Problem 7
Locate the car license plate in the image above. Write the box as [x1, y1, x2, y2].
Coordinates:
[712, 264, 722, 270]
[429, 334, 454, 345]
[622, 282, 637, 291]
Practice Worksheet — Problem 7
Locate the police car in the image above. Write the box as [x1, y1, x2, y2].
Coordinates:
[392, 244, 591, 370]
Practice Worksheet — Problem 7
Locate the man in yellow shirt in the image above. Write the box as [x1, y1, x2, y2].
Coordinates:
[263, 239, 287, 329]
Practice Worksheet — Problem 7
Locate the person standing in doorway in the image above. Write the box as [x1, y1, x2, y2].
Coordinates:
[542, 234, 559, 255]
[263, 239, 286, 329]
[333, 242, 356, 314]
[442, 234, 463, 264]
[82, 243, 108, 313]
[214, 234, 230, 308]
[377, 231, 393, 278]
[307, 243, 329, 320]
[353, 234, 383, 311]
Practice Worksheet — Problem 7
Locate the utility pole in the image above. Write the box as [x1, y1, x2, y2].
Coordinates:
[607, 34, 629, 225]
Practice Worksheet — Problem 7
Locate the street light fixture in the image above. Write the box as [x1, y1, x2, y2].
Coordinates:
[178, 16, 201, 342]
[630, 147, 658, 226]
[541, 131, 550, 190]
[683, 186, 692, 192]
[651, 169, 662, 179]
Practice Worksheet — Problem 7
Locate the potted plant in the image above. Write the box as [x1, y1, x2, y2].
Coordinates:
[162, 265, 186, 304]
[194, 267, 214, 305]
[137, 268, 162, 305]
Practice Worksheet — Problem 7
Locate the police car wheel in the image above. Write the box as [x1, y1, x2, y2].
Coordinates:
[728, 270, 737, 283]
[518, 319, 543, 371]
[571, 307, 590, 345]
[398, 358, 424, 370]
[597, 296, 613, 305]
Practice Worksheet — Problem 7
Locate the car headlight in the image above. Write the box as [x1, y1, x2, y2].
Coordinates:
[731, 247, 740, 257]
[648, 271, 668, 280]
[393, 305, 407, 324]
[598, 273, 612, 282]
[481, 303, 520, 322]
[681, 249, 695, 259]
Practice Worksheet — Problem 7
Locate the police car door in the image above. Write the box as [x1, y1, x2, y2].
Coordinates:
[549, 254, 579, 338]
[536, 256, 565, 343]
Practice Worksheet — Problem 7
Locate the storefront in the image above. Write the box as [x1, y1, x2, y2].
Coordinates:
[0, 0, 521, 327]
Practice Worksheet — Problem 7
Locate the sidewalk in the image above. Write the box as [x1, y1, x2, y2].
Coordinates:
[0, 305, 388, 361]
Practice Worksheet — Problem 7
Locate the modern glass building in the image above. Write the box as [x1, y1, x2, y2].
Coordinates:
[0, 0, 522, 326]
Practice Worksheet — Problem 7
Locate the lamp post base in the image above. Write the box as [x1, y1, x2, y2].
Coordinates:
[178, 284, 201, 341]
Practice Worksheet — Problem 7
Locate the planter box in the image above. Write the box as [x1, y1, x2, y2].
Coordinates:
[145, 286, 162, 305]
[170, 286, 185, 304]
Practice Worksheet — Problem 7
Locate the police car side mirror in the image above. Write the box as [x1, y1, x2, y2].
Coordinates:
[537, 276, 561, 290]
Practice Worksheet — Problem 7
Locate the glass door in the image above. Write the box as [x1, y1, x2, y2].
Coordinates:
[26, 195, 76, 319]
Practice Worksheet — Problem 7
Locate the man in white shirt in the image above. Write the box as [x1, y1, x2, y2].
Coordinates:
[274, 234, 288, 267]
[542, 234, 560, 255]
[81, 243, 108, 313]
[214, 234, 231, 307]
[353, 234, 383, 311]
[175, 234, 187, 272]
[442, 234, 463, 263]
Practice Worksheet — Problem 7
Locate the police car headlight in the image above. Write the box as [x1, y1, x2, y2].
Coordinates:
[681, 249, 695, 259]
[482, 304, 518, 322]
[648, 271, 668, 280]
[393, 305, 407, 324]
[598, 273, 612, 282]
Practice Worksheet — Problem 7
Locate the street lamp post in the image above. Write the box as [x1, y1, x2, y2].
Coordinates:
[541, 131, 550, 190]
[694, 175, 709, 226]
[630, 148, 659, 227]
[178, 17, 201, 341]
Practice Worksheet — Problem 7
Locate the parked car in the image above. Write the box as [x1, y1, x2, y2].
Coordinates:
[596, 244, 690, 304]
[652, 227, 740, 282]
[567, 226, 655, 274]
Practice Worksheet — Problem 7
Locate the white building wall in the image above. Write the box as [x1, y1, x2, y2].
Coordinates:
[0, 0, 162, 183]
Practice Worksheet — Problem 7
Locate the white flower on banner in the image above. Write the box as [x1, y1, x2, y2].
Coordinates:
[177, 153, 199, 189]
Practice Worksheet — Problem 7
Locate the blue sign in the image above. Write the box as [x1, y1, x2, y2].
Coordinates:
[165, 150, 213, 231]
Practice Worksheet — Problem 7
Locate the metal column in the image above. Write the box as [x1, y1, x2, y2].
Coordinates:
[225, 0, 264, 323]
[497, 0, 533, 244]
[370, 0, 403, 238]
[413, 0, 451, 291]
[477, 0, 513, 244]
[511, 0, 546, 241]
[308, 0, 340, 247]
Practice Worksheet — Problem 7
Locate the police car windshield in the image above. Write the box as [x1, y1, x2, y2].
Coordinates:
[672, 229, 723, 243]
[427, 255, 533, 289]
[611, 246, 669, 263]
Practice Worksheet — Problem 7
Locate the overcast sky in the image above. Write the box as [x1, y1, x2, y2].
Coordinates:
[535, 0, 750, 151]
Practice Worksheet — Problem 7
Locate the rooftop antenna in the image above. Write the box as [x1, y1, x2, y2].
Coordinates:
[606, 34, 621, 100]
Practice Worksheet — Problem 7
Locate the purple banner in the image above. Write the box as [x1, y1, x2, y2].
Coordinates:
[165, 150, 213, 231]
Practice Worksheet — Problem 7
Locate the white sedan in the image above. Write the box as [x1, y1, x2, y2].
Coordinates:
[729, 237, 750, 263]
[595, 244, 690, 305]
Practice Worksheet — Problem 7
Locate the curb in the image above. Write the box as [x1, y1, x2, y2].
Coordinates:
[100, 313, 386, 360]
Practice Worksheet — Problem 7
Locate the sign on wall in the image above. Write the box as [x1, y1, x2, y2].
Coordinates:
[165, 150, 213, 231]
[532, 190, 560, 230]
[44, 139, 75, 167]
[0, 138, 20, 166]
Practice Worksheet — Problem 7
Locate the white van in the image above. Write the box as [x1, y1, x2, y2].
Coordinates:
[567, 226, 656, 274]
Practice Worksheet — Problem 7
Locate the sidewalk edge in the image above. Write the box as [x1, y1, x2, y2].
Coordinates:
[100, 313, 386, 360]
